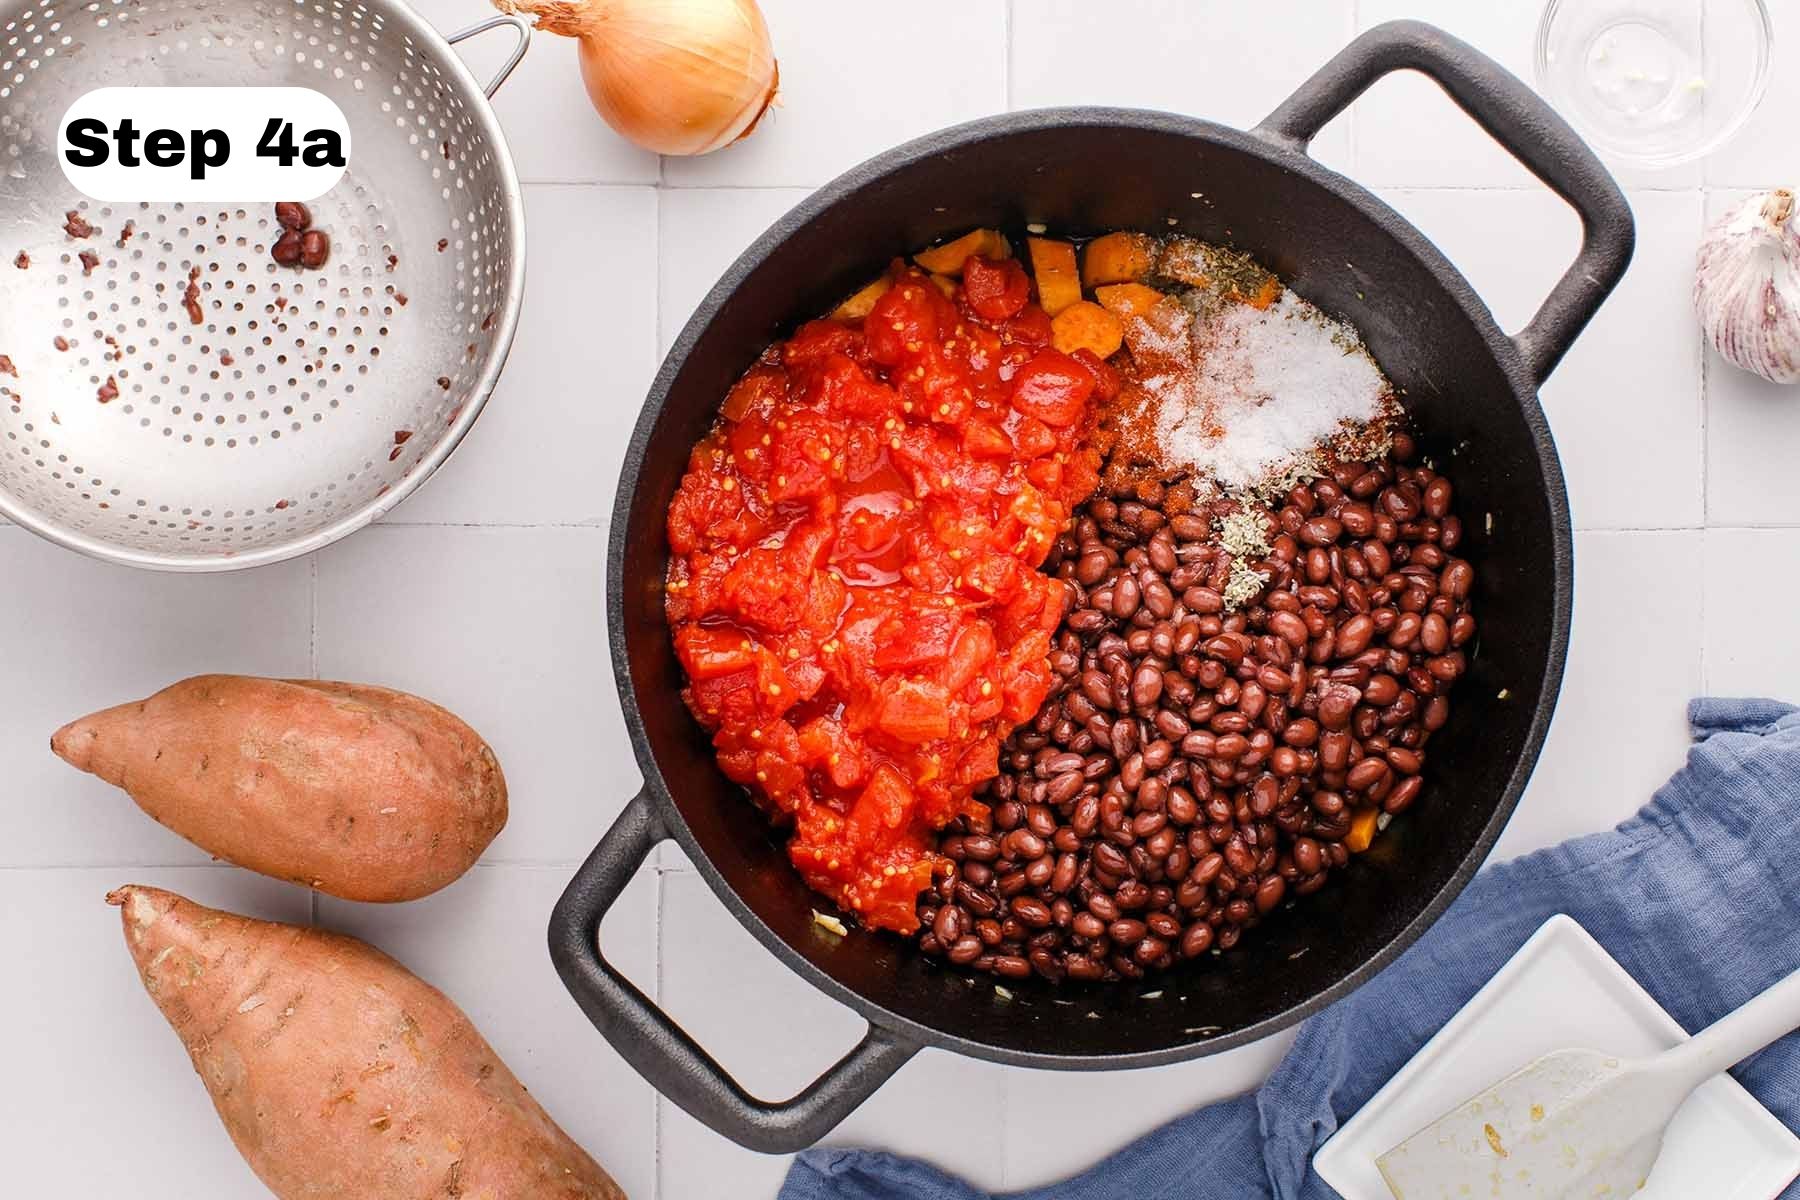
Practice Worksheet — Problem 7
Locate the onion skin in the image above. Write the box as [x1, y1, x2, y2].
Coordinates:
[496, 0, 778, 156]
[1695, 188, 1800, 385]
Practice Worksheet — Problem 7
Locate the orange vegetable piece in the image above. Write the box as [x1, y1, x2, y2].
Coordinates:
[1346, 807, 1381, 853]
[914, 228, 1011, 276]
[833, 275, 892, 321]
[1093, 282, 1167, 322]
[928, 272, 958, 299]
[1246, 276, 1283, 310]
[1026, 236, 1081, 316]
[1081, 231, 1158, 287]
[1050, 300, 1123, 359]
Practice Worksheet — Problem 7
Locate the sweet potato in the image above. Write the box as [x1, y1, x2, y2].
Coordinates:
[1155, 235, 1211, 287]
[927, 272, 958, 299]
[832, 275, 891, 321]
[1243, 275, 1283, 310]
[1050, 300, 1123, 359]
[913, 228, 1010, 276]
[1346, 807, 1380, 853]
[53, 676, 506, 902]
[109, 885, 623, 1199]
[1094, 282, 1167, 322]
[1026, 236, 1081, 316]
[1081, 232, 1158, 287]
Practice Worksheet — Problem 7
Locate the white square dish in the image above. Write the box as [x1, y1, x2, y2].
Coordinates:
[1313, 914, 1800, 1199]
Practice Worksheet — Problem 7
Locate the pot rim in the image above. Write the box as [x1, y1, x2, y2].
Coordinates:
[606, 105, 1572, 1069]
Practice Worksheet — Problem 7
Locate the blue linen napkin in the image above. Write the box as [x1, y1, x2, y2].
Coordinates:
[781, 698, 1800, 1200]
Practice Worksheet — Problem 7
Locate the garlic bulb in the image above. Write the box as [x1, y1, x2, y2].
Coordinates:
[1695, 189, 1800, 384]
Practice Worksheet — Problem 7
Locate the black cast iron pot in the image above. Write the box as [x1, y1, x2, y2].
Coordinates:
[550, 20, 1634, 1153]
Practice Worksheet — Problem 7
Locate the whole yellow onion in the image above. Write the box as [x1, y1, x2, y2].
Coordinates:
[493, 0, 778, 156]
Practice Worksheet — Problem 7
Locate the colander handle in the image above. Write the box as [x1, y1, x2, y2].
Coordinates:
[548, 790, 921, 1154]
[1253, 19, 1635, 384]
[446, 14, 531, 99]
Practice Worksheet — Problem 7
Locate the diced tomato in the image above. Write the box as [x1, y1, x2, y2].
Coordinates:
[676, 626, 759, 679]
[686, 668, 757, 726]
[962, 418, 1014, 459]
[1001, 656, 1054, 723]
[666, 467, 751, 555]
[849, 762, 916, 836]
[796, 715, 869, 790]
[1026, 457, 1064, 492]
[1010, 348, 1096, 428]
[721, 364, 787, 423]
[1070, 347, 1121, 403]
[1002, 305, 1054, 350]
[722, 547, 806, 629]
[873, 605, 957, 671]
[943, 623, 996, 691]
[864, 275, 942, 365]
[960, 551, 1021, 603]
[962, 255, 1029, 321]
[782, 319, 863, 369]
[666, 242, 1111, 935]
[797, 352, 894, 420]
[898, 345, 973, 427]
[1011, 415, 1057, 459]
[876, 679, 951, 743]
[955, 737, 999, 787]
[843, 424, 884, 479]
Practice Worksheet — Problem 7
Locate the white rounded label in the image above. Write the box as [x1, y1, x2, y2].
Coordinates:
[59, 87, 351, 202]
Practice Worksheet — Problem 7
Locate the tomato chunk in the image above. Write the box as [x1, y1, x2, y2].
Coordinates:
[962, 255, 1029, 322]
[1010, 348, 1096, 428]
[665, 259, 1104, 935]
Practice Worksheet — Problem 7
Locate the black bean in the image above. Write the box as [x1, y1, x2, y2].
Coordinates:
[913, 449, 1474, 984]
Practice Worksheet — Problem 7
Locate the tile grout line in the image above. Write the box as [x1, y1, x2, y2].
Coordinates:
[1003, 0, 1014, 111]
[649, 170, 664, 1200]
[1346, 0, 1360, 171]
[0, 862, 289, 872]
[308, 552, 321, 932]
[361, 520, 1800, 533]
[1697, 185, 1711, 694]
[0, 859, 618, 871]
[308, 554, 319, 679]
[632, 181, 1716, 194]
[518, 178, 662, 190]
[653, 866, 667, 1200]
[996, 1059, 1010, 1189]
[653, 187, 667, 370]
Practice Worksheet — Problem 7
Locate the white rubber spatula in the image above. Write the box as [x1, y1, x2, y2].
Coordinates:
[1374, 964, 1800, 1199]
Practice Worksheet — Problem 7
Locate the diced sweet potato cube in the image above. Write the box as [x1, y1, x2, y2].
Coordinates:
[1156, 236, 1210, 287]
[832, 276, 892, 321]
[1081, 232, 1158, 287]
[1026, 236, 1081, 316]
[1093, 282, 1167, 322]
[914, 228, 1011, 276]
[928, 273, 957, 298]
[1345, 807, 1381, 853]
[1246, 276, 1283, 310]
[1050, 301, 1123, 359]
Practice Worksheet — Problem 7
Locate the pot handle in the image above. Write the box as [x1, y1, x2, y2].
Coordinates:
[548, 789, 921, 1153]
[1253, 19, 1634, 384]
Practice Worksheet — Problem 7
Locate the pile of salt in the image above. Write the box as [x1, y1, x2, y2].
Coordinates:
[1141, 288, 1393, 494]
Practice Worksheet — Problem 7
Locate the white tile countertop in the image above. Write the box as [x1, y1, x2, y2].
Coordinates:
[6, 2, 1800, 1197]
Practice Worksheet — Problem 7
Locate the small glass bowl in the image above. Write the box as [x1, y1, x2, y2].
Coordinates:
[1535, 0, 1773, 168]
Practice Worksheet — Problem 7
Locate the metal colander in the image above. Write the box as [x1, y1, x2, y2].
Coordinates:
[0, 0, 528, 570]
